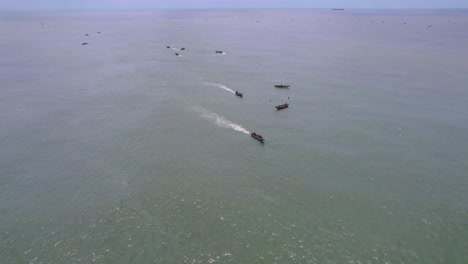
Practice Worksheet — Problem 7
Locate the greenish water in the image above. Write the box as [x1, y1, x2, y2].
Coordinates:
[1, 9, 467, 263]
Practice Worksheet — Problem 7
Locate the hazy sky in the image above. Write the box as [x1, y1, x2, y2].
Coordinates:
[1, 0, 467, 10]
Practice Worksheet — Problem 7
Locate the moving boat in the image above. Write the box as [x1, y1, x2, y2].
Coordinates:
[175, 53, 180, 56]
[166, 46, 170, 48]
[235, 91, 243, 98]
[274, 84, 290, 88]
[251, 132, 265, 142]
[215, 50, 224, 54]
[275, 103, 289, 110]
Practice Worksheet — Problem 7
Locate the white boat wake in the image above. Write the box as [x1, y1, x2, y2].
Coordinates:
[204, 82, 235, 94]
[193, 106, 250, 135]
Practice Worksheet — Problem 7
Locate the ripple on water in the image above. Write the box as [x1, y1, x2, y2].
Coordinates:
[1, 185, 466, 263]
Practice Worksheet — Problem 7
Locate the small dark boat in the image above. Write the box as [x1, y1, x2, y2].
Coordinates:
[274, 84, 290, 88]
[251, 132, 265, 142]
[166, 46, 170, 48]
[175, 53, 180, 56]
[82, 43, 88, 45]
[85, 34, 89, 36]
[235, 91, 243, 98]
[275, 103, 289, 110]
[215, 50, 224, 54]
[181, 47, 185, 50]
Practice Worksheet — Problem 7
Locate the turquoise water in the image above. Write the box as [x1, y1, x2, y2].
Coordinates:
[1, 9, 467, 263]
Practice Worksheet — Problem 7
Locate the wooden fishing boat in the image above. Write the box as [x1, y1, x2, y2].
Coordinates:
[275, 103, 289, 110]
[251, 132, 265, 142]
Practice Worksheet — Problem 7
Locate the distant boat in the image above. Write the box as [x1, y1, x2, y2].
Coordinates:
[235, 91, 243, 98]
[181, 47, 185, 50]
[251, 132, 265, 142]
[275, 103, 289, 110]
[274, 84, 290, 88]
[332, 8, 345, 11]
[166, 46, 171, 48]
[215, 50, 224, 54]
[175, 52, 180, 56]
[82, 43, 88, 45]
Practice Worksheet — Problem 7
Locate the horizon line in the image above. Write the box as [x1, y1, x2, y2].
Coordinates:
[1, 7, 468, 12]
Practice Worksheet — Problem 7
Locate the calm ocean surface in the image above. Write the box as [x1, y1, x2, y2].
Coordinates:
[1, 9, 467, 263]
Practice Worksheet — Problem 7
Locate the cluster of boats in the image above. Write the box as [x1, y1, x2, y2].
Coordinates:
[166, 44, 288, 144]
[273, 84, 290, 111]
[239, 84, 291, 143]
[167, 45, 224, 56]
[80, 31, 101, 46]
[167, 45, 185, 56]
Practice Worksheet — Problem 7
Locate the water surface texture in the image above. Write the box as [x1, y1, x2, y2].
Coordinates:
[1, 9, 467, 263]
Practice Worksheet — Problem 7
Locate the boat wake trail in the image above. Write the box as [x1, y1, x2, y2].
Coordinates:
[194, 106, 250, 135]
[204, 82, 235, 94]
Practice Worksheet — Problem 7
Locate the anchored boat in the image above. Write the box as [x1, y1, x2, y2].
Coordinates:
[275, 103, 289, 110]
[274, 84, 290, 88]
[215, 50, 224, 54]
[251, 132, 265, 142]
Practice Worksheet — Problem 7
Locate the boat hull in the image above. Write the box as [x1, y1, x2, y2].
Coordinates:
[275, 103, 289, 110]
[251, 133, 265, 142]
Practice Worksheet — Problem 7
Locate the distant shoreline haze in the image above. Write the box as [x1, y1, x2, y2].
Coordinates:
[2, 8, 468, 12]
[1, 0, 468, 10]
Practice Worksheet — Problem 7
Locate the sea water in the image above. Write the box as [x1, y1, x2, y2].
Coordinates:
[0, 9, 467, 263]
